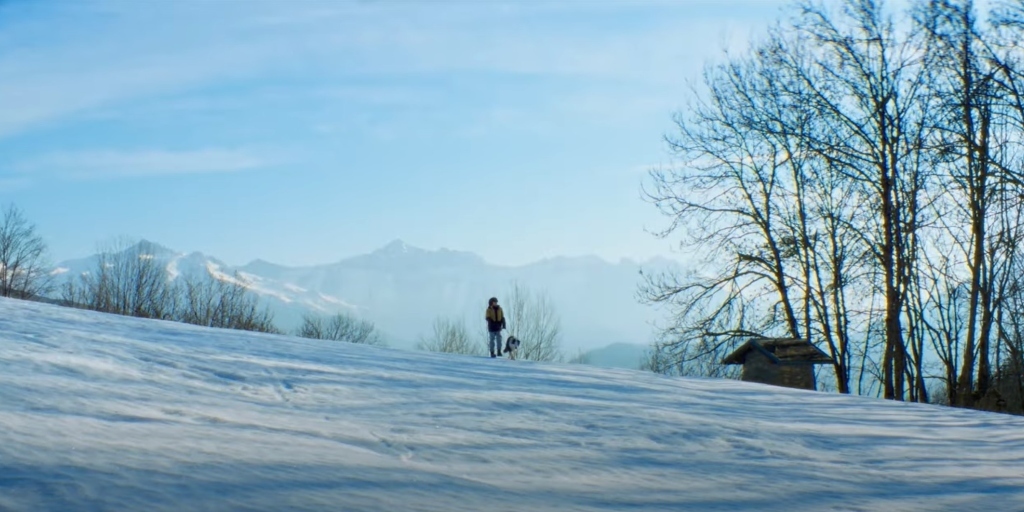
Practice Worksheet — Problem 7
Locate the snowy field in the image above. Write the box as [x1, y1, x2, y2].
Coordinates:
[2, 298, 1023, 511]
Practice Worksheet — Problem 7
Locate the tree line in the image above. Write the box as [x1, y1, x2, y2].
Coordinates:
[0, 204, 567, 360]
[59, 237, 280, 333]
[641, 0, 1024, 413]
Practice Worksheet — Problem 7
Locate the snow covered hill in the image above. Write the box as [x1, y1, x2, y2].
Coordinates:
[2, 297, 1023, 511]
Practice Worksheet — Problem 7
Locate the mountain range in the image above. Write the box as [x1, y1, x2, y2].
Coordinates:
[52, 239, 678, 364]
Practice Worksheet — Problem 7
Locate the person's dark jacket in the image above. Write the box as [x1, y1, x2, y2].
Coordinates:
[486, 305, 506, 332]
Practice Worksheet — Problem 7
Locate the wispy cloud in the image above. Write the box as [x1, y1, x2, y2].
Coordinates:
[0, 1, 303, 139]
[0, 0, 783, 140]
[15, 148, 273, 181]
[0, 177, 32, 193]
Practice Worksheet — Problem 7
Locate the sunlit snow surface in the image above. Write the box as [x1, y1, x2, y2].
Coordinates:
[2, 298, 1023, 511]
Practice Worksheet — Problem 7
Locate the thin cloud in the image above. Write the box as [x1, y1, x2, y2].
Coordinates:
[0, 0, 786, 139]
[0, 177, 32, 193]
[15, 148, 272, 181]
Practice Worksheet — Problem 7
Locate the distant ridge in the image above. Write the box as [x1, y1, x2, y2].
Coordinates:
[54, 239, 681, 351]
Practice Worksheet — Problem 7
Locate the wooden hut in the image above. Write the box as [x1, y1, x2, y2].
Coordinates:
[722, 338, 833, 390]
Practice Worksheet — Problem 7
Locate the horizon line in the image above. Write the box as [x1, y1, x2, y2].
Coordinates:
[53, 236, 685, 270]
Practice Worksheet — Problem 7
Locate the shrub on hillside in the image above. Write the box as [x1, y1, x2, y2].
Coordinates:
[62, 238, 175, 320]
[417, 316, 482, 355]
[177, 273, 279, 334]
[61, 238, 279, 334]
[297, 312, 384, 346]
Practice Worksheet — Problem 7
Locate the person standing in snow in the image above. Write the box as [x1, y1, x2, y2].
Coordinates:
[486, 297, 506, 358]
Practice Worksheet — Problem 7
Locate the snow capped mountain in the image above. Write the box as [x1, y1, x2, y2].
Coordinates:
[236, 239, 679, 349]
[53, 239, 679, 349]
[323, 239, 489, 272]
[50, 240, 359, 330]
[3, 297, 1023, 511]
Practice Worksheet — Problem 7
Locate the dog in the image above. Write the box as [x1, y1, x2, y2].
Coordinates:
[503, 335, 521, 360]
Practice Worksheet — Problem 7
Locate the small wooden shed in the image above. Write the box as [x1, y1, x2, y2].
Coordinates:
[722, 338, 833, 390]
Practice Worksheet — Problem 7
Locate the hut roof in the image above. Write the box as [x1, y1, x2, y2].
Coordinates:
[722, 338, 833, 365]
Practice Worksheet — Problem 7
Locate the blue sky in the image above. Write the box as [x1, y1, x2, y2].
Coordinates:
[0, 0, 789, 267]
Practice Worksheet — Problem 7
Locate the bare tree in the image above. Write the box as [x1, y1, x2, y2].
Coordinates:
[636, 0, 1024, 413]
[176, 272, 279, 334]
[566, 349, 591, 365]
[641, 0, 953, 401]
[502, 281, 562, 362]
[639, 42, 806, 361]
[790, 0, 934, 401]
[0, 204, 52, 299]
[994, 252, 1024, 414]
[639, 13, 872, 392]
[639, 340, 739, 379]
[639, 342, 682, 376]
[298, 311, 385, 346]
[66, 238, 176, 319]
[916, 0, 1014, 407]
[417, 316, 483, 355]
